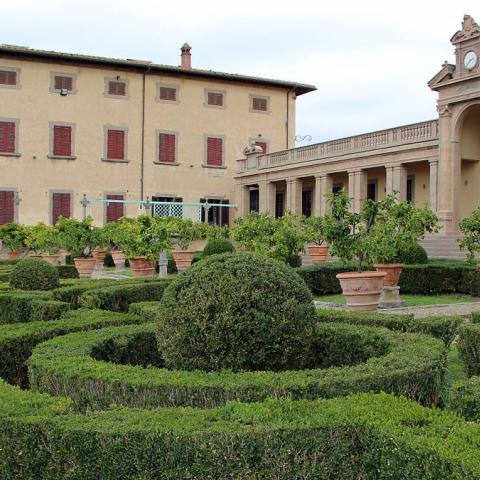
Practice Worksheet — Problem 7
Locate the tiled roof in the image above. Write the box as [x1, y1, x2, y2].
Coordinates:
[0, 44, 316, 96]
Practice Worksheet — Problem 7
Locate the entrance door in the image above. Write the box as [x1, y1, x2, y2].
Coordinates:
[367, 180, 377, 201]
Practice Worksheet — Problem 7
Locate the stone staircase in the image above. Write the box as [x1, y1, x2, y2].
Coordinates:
[419, 235, 467, 260]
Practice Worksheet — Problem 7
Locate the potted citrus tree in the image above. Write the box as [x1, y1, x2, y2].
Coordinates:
[169, 217, 203, 271]
[459, 207, 480, 267]
[323, 190, 386, 311]
[0, 223, 27, 259]
[115, 215, 170, 277]
[302, 215, 329, 263]
[102, 221, 126, 271]
[56, 217, 101, 277]
[25, 223, 62, 264]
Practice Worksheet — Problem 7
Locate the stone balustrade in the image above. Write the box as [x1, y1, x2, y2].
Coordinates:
[237, 119, 439, 174]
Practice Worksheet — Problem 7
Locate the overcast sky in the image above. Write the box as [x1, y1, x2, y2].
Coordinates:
[2, 1, 478, 146]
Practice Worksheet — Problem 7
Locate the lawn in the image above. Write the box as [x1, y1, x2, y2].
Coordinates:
[314, 293, 480, 306]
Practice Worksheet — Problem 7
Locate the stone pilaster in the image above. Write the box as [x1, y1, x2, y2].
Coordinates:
[428, 159, 439, 212]
[259, 180, 276, 214]
[286, 178, 302, 214]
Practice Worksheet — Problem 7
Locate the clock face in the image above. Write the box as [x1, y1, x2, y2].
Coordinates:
[464, 51, 478, 70]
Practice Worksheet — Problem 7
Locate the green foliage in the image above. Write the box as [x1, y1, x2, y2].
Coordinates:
[28, 321, 444, 410]
[0, 291, 51, 323]
[459, 207, 480, 264]
[24, 223, 61, 254]
[29, 300, 71, 322]
[56, 216, 102, 258]
[203, 238, 235, 256]
[0, 309, 143, 386]
[9, 258, 59, 291]
[316, 308, 461, 347]
[232, 211, 307, 267]
[78, 279, 171, 312]
[458, 323, 480, 377]
[128, 301, 160, 322]
[169, 217, 204, 250]
[396, 242, 428, 264]
[0, 222, 27, 252]
[56, 264, 79, 279]
[157, 253, 316, 372]
[450, 377, 480, 420]
[111, 215, 171, 260]
[302, 215, 327, 245]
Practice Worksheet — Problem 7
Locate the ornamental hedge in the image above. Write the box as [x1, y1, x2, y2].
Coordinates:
[9, 258, 59, 291]
[0, 309, 144, 387]
[316, 309, 462, 347]
[458, 323, 480, 377]
[2, 388, 480, 479]
[28, 321, 445, 411]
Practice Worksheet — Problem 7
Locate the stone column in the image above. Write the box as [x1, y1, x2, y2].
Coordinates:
[385, 166, 394, 195]
[314, 175, 322, 216]
[259, 180, 275, 214]
[234, 184, 250, 218]
[348, 170, 367, 212]
[392, 165, 408, 201]
[320, 174, 333, 215]
[286, 178, 302, 214]
[347, 171, 356, 211]
[428, 159, 439, 212]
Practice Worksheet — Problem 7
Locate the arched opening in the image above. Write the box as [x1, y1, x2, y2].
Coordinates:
[460, 105, 480, 219]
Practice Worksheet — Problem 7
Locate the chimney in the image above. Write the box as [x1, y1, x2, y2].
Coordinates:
[180, 42, 192, 70]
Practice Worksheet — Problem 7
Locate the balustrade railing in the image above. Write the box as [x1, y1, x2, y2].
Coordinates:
[237, 119, 439, 173]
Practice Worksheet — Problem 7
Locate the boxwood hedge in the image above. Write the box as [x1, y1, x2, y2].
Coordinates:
[449, 377, 480, 421]
[28, 321, 445, 411]
[2, 387, 480, 479]
[458, 323, 480, 377]
[0, 309, 144, 387]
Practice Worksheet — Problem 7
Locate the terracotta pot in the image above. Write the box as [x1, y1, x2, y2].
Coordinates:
[92, 248, 107, 264]
[129, 256, 155, 278]
[307, 245, 329, 264]
[374, 263, 404, 287]
[73, 257, 97, 278]
[41, 254, 60, 265]
[111, 250, 126, 271]
[172, 250, 195, 272]
[7, 251, 21, 260]
[336, 271, 386, 312]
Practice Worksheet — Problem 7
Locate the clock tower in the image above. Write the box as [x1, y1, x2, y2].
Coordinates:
[451, 15, 480, 77]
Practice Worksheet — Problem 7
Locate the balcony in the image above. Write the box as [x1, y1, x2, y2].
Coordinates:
[237, 119, 439, 174]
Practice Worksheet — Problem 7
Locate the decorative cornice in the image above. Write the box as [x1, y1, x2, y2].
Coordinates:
[436, 104, 452, 117]
[451, 15, 480, 44]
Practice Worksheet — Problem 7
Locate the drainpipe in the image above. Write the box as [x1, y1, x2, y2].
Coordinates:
[140, 67, 150, 201]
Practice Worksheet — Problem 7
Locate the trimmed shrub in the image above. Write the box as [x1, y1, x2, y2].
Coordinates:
[78, 279, 171, 311]
[316, 309, 461, 347]
[458, 323, 480, 377]
[30, 300, 71, 322]
[203, 238, 235, 257]
[0, 309, 144, 386]
[28, 321, 444, 410]
[397, 243, 428, 264]
[0, 291, 52, 323]
[5, 389, 480, 479]
[297, 264, 354, 295]
[157, 253, 317, 372]
[128, 301, 160, 322]
[9, 258, 59, 291]
[450, 377, 480, 420]
[56, 264, 79, 279]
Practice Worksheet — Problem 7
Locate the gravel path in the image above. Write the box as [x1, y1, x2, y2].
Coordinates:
[314, 301, 480, 318]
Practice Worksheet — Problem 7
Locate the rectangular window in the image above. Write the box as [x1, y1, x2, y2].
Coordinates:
[252, 97, 268, 111]
[151, 196, 183, 218]
[53, 125, 72, 157]
[407, 175, 415, 202]
[302, 189, 312, 217]
[0, 70, 16, 86]
[200, 198, 230, 226]
[367, 180, 377, 201]
[249, 189, 260, 213]
[275, 192, 284, 218]
[159, 86, 177, 101]
[107, 129, 125, 160]
[0, 121, 16, 153]
[54, 75, 73, 91]
[106, 194, 125, 223]
[107, 81, 126, 96]
[207, 92, 224, 107]
[206, 137, 223, 166]
[52, 192, 71, 224]
[158, 133, 176, 163]
[254, 141, 268, 154]
[0, 190, 15, 224]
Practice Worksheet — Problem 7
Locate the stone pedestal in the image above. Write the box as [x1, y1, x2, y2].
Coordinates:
[379, 286, 405, 309]
[158, 250, 168, 277]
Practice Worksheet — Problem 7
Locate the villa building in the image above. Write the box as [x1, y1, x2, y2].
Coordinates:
[0, 43, 314, 226]
[234, 15, 480, 256]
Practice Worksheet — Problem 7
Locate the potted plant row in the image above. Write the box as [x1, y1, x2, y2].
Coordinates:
[24, 223, 62, 264]
[0, 223, 28, 259]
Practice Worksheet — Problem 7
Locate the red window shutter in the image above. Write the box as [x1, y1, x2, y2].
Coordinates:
[207, 137, 223, 166]
[0, 121, 15, 153]
[52, 193, 71, 224]
[107, 130, 125, 160]
[252, 97, 268, 111]
[0, 191, 14, 224]
[108, 81, 126, 96]
[255, 141, 267, 154]
[53, 126, 72, 156]
[159, 87, 176, 101]
[106, 194, 124, 223]
[0, 70, 17, 85]
[158, 133, 176, 163]
[54, 76, 73, 91]
[207, 92, 223, 106]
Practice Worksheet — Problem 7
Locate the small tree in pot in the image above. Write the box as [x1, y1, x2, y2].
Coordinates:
[102, 221, 126, 271]
[56, 217, 102, 277]
[114, 216, 171, 277]
[302, 215, 329, 263]
[0, 223, 27, 259]
[459, 207, 480, 266]
[169, 217, 203, 271]
[25, 223, 62, 264]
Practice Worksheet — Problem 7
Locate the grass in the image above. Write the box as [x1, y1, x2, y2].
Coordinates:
[314, 293, 480, 306]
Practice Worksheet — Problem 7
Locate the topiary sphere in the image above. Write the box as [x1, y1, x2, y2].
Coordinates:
[397, 243, 428, 265]
[9, 258, 59, 291]
[203, 238, 235, 257]
[156, 253, 316, 372]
